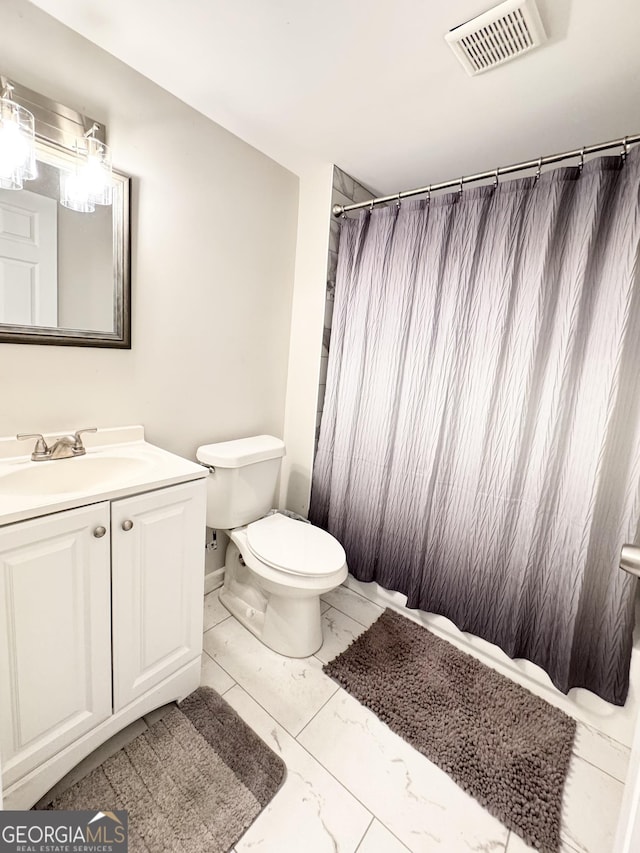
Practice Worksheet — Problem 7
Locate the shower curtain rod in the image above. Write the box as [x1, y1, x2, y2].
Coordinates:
[332, 133, 640, 217]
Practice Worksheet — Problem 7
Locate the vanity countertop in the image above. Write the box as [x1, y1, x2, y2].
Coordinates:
[0, 425, 207, 526]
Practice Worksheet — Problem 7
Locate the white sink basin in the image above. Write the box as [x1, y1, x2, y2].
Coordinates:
[0, 455, 152, 496]
[0, 427, 207, 526]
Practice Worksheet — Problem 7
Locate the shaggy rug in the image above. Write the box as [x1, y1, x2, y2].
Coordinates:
[40, 686, 286, 853]
[324, 608, 576, 853]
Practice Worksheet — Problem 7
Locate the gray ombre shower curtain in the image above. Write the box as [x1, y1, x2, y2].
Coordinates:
[311, 149, 640, 705]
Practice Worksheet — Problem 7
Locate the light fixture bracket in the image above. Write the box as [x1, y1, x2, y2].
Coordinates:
[0, 75, 106, 152]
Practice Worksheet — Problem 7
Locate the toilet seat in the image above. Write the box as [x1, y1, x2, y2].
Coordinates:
[246, 513, 346, 578]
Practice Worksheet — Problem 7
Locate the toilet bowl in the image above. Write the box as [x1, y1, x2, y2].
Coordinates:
[222, 513, 347, 656]
[196, 436, 348, 657]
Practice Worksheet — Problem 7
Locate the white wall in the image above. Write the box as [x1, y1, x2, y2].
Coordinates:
[0, 0, 299, 466]
[280, 164, 334, 516]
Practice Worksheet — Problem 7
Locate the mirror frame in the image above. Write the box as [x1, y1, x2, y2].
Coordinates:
[0, 143, 131, 349]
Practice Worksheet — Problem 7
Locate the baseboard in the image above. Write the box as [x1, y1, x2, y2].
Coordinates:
[204, 568, 224, 594]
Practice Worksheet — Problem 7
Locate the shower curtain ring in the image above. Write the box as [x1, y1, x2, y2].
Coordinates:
[426, 185, 431, 205]
[621, 136, 629, 164]
[535, 157, 542, 182]
[369, 199, 375, 213]
[493, 168, 500, 189]
[396, 192, 401, 209]
[578, 147, 585, 173]
[458, 176, 464, 196]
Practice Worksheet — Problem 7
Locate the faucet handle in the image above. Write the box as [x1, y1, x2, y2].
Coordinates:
[73, 427, 97, 453]
[17, 433, 50, 460]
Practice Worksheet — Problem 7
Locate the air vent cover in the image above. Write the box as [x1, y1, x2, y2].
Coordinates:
[446, 0, 547, 76]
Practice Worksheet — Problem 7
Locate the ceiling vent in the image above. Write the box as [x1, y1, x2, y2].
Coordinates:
[445, 0, 547, 76]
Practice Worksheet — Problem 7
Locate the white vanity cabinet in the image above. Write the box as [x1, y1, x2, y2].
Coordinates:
[111, 481, 205, 709]
[0, 456, 206, 810]
[0, 503, 113, 789]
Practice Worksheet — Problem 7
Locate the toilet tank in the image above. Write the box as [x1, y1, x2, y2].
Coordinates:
[196, 435, 286, 530]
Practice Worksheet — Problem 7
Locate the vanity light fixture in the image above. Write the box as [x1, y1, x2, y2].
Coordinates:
[60, 123, 113, 213]
[0, 81, 37, 190]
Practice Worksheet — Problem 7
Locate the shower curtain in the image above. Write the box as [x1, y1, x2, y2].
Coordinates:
[311, 149, 640, 705]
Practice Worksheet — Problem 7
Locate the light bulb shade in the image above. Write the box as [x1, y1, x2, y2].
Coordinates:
[0, 96, 37, 190]
[84, 136, 112, 205]
[59, 170, 96, 213]
[59, 135, 113, 211]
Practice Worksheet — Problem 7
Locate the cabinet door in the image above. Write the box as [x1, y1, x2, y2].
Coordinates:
[0, 503, 112, 788]
[111, 480, 206, 710]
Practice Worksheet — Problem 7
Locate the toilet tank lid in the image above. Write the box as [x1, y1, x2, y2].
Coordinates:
[196, 435, 285, 468]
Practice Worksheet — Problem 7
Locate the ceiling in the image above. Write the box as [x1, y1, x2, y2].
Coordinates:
[27, 0, 640, 195]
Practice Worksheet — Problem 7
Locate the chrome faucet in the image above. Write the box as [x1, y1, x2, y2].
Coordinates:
[17, 428, 98, 461]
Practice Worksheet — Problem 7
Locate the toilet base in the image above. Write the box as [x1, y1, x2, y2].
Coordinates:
[219, 586, 323, 657]
[220, 540, 328, 657]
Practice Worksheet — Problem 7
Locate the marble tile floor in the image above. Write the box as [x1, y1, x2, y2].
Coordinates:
[202, 582, 629, 853]
[39, 581, 629, 852]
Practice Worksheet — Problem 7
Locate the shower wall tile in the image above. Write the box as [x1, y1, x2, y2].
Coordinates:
[321, 327, 331, 357]
[315, 166, 376, 457]
[332, 189, 354, 209]
[319, 356, 329, 385]
[329, 219, 340, 254]
[333, 168, 356, 200]
[324, 294, 334, 328]
[327, 250, 338, 284]
[352, 181, 377, 204]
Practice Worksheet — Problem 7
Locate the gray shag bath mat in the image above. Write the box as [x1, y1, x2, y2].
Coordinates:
[40, 686, 286, 853]
[324, 608, 575, 853]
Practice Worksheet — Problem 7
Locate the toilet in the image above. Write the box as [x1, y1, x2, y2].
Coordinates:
[196, 435, 347, 657]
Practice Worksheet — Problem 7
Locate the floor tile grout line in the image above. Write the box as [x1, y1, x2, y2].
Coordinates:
[354, 817, 412, 853]
[203, 617, 231, 632]
[294, 683, 341, 740]
[575, 723, 632, 754]
[344, 583, 634, 784]
[345, 583, 635, 764]
[223, 682, 387, 838]
[321, 593, 383, 630]
[353, 815, 375, 852]
[203, 614, 232, 634]
[322, 601, 372, 630]
[207, 586, 622, 853]
[293, 677, 591, 853]
[200, 645, 240, 690]
[203, 633, 603, 853]
[570, 750, 628, 785]
[227, 672, 558, 853]
[203, 635, 342, 739]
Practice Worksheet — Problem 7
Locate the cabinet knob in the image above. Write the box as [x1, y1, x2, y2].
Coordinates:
[93, 526, 107, 538]
[121, 519, 134, 531]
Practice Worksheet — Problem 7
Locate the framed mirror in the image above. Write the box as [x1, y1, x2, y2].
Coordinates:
[0, 82, 130, 348]
[0, 142, 130, 348]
